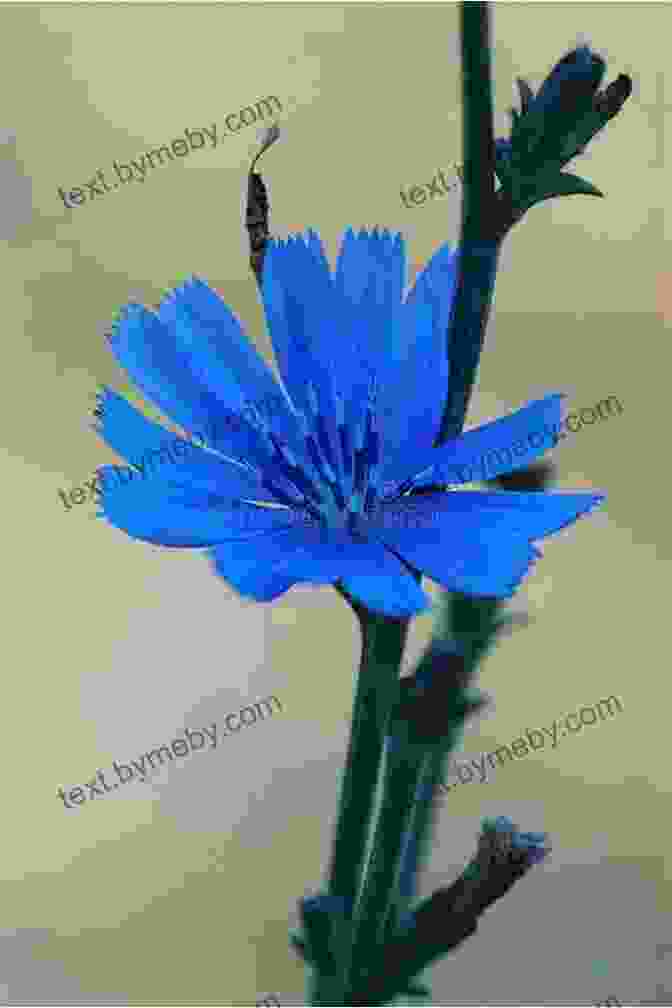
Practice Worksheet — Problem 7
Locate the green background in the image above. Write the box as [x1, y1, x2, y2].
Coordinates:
[1, 2, 669, 1004]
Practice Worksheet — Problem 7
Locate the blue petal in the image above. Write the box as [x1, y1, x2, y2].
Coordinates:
[372, 488, 603, 597]
[155, 277, 300, 440]
[378, 527, 537, 598]
[108, 291, 303, 470]
[340, 543, 431, 617]
[403, 241, 458, 341]
[332, 229, 407, 424]
[430, 489, 606, 540]
[211, 528, 306, 601]
[389, 393, 566, 490]
[98, 471, 298, 547]
[334, 228, 405, 327]
[262, 230, 410, 437]
[211, 525, 429, 614]
[94, 386, 277, 502]
[377, 489, 604, 541]
[104, 323, 319, 484]
[108, 303, 210, 436]
[210, 524, 345, 601]
[372, 499, 539, 598]
[378, 242, 457, 474]
[261, 232, 346, 420]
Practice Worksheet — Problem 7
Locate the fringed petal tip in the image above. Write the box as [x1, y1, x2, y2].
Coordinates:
[542, 492, 606, 540]
[92, 385, 116, 431]
[339, 225, 404, 244]
[504, 512, 602, 593]
[155, 276, 202, 310]
[92, 391, 106, 419]
[108, 302, 143, 343]
[283, 230, 314, 245]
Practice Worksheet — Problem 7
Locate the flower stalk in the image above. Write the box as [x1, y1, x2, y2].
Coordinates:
[306, 593, 411, 1004]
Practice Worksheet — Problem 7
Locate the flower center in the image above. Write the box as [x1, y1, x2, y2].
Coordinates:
[243, 378, 382, 533]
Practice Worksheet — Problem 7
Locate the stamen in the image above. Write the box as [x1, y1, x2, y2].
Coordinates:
[268, 431, 299, 470]
[364, 463, 382, 512]
[333, 390, 346, 429]
[315, 405, 340, 479]
[304, 378, 345, 490]
[330, 481, 347, 511]
[352, 413, 366, 456]
[397, 465, 435, 497]
[348, 491, 363, 515]
[364, 484, 377, 512]
[239, 401, 268, 435]
[339, 423, 353, 482]
[305, 432, 337, 485]
[261, 476, 316, 513]
[305, 380, 320, 419]
[266, 431, 324, 508]
[364, 409, 380, 469]
[353, 448, 368, 496]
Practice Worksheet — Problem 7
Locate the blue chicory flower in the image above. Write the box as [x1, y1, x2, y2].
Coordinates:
[95, 228, 603, 619]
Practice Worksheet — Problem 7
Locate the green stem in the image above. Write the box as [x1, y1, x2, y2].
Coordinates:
[308, 590, 410, 1004]
[437, 1, 500, 446]
[346, 734, 424, 993]
[327, 593, 410, 912]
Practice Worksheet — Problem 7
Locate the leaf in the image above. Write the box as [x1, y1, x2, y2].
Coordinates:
[522, 172, 604, 212]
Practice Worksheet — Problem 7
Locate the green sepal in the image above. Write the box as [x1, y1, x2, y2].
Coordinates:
[521, 171, 604, 212]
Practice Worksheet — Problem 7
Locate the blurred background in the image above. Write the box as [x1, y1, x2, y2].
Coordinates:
[1, 2, 669, 1004]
